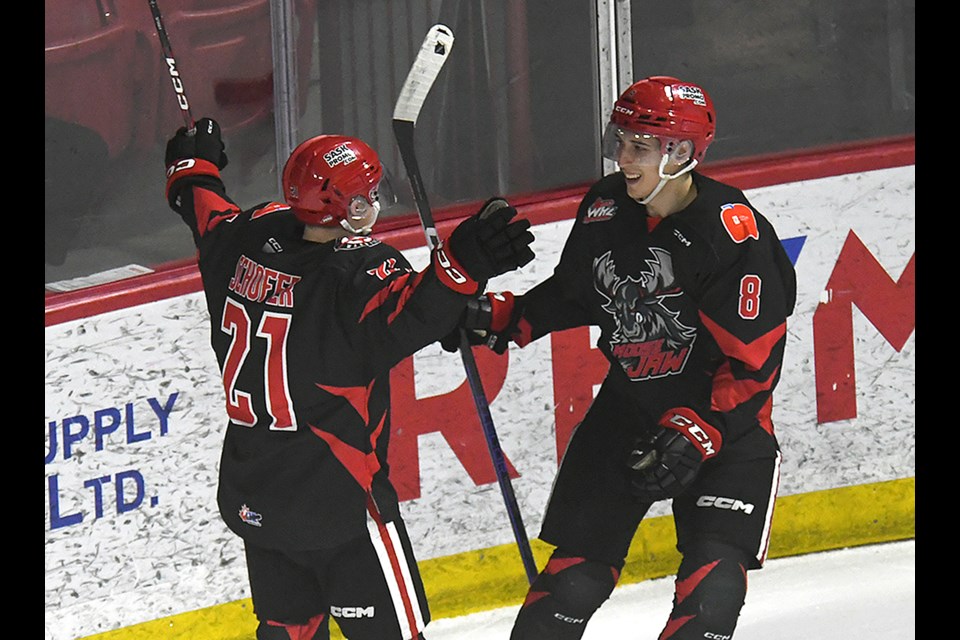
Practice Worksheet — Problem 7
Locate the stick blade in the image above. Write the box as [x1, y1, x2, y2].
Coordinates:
[393, 24, 455, 124]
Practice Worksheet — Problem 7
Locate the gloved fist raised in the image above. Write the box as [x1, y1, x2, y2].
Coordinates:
[165, 117, 229, 170]
[627, 408, 722, 503]
[445, 198, 535, 284]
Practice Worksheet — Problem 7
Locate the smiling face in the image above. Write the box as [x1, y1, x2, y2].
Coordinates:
[610, 129, 667, 201]
[601, 124, 696, 205]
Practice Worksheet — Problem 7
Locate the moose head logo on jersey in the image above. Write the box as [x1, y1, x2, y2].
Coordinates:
[593, 249, 696, 380]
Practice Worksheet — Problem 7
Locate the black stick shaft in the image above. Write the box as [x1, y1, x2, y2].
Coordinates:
[147, 0, 195, 132]
[393, 118, 539, 585]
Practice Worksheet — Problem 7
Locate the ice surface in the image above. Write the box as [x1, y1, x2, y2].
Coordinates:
[423, 539, 915, 639]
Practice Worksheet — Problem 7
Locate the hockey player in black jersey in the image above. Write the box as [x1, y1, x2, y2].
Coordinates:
[448, 76, 797, 639]
[163, 118, 534, 640]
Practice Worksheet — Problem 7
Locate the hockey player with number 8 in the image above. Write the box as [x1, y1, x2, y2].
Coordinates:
[447, 76, 797, 639]
[163, 117, 534, 639]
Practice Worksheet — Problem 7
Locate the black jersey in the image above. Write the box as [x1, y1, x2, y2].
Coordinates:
[167, 167, 472, 551]
[518, 171, 797, 458]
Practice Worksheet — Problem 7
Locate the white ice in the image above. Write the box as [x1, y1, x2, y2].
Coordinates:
[422, 539, 915, 639]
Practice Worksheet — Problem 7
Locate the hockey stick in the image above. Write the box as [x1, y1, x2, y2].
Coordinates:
[392, 24, 539, 586]
[147, 0, 196, 134]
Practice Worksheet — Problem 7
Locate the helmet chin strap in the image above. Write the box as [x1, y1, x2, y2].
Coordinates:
[637, 154, 698, 205]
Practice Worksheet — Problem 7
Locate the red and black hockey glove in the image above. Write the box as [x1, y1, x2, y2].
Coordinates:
[627, 408, 723, 503]
[164, 116, 229, 172]
[439, 198, 535, 293]
[440, 291, 523, 354]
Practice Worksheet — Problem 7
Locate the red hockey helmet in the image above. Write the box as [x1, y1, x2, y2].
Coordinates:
[603, 76, 716, 163]
[281, 135, 390, 234]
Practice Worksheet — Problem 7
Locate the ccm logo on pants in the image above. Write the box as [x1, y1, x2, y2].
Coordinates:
[331, 606, 375, 618]
[696, 495, 754, 514]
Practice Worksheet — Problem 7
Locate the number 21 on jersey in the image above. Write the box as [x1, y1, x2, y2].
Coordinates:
[220, 298, 298, 430]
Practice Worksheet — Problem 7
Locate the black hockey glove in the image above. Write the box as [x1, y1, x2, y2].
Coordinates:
[164, 116, 229, 170]
[627, 408, 723, 503]
[445, 198, 535, 284]
[440, 291, 521, 354]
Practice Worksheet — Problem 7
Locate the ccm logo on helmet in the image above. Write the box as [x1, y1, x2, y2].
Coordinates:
[705, 633, 732, 640]
[330, 605, 375, 618]
[696, 495, 754, 514]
